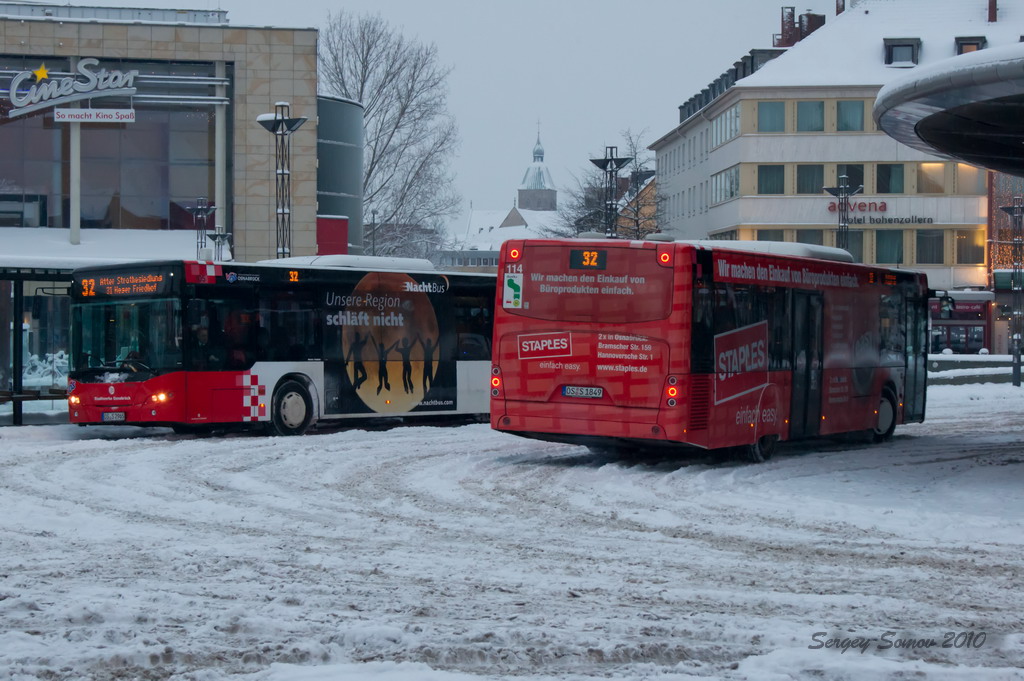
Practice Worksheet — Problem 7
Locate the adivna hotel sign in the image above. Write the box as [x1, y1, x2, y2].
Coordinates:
[7, 57, 138, 122]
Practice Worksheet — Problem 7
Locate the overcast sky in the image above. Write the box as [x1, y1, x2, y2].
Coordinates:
[69, 0, 838, 226]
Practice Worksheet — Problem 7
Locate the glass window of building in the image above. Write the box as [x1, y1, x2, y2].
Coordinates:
[797, 164, 824, 194]
[757, 101, 785, 132]
[757, 165, 785, 194]
[956, 163, 986, 194]
[918, 163, 946, 194]
[884, 38, 921, 65]
[955, 229, 985, 264]
[0, 57, 227, 231]
[711, 165, 740, 204]
[836, 100, 864, 131]
[876, 164, 905, 193]
[846, 230, 865, 262]
[796, 229, 823, 245]
[837, 163, 864, 191]
[757, 229, 784, 241]
[796, 101, 824, 132]
[876, 230, 904, 263]
[956, 37, 987, 54]
[711, 104, 740, 147]
[916, 229, 945, 264]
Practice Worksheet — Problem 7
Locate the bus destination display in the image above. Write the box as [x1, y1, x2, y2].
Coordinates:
[76, 270, 172, 298]
[568, 249, 607, 270]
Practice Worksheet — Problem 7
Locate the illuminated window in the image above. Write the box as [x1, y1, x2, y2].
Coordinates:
[956, 36, 986, 54]
[918, 163, 946, 194]
[956, 163, 986, 194]
[955, 229, 985, 264]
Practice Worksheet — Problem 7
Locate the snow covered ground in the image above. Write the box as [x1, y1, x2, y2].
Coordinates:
[1, 382, 1023, 681]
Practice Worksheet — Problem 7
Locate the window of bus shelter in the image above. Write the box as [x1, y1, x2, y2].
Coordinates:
[22, 285, 71, 390]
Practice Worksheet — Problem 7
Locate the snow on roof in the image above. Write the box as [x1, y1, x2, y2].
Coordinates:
[454, 208, 562, 252]
[0, 228, 202, 271]
[736, 0, 1024, 89]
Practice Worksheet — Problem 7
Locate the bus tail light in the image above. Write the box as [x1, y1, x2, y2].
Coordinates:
[664, 376, 681, 407]
[656, 246, 673, 268]
[507, 242, 523, 261]
[491, 367, 502, 397]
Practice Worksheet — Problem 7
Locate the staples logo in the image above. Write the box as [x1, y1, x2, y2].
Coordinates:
[518, 332, 573, 360]
[714, 321, 769, 404]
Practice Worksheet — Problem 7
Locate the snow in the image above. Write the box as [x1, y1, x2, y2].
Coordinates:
[1, 379, 1023, 680]
[736, 0, 1024, 89]
[0, 227, 202, 270]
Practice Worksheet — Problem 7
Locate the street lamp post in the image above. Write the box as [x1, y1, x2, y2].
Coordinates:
[590, 146, 632, 238]
[371, 209, 377, 256]
[999, 197, 1024, 386]
[823, 174, 863, 251]
[186, 196, 216, 260]
[257, 102, 307, 259]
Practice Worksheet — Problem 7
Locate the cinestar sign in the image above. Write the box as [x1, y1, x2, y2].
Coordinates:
[7, 58, 139, 119]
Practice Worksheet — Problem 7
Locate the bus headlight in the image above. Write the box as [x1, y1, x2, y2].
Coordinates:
[68, 395, 81, 405]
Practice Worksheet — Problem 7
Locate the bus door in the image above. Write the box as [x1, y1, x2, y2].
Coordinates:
[903, 294, 928, 421]
[790, 291, 823, 439]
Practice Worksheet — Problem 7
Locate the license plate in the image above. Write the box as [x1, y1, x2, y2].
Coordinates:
[101, 411, 126, 422]
[562, 385, 603, 399]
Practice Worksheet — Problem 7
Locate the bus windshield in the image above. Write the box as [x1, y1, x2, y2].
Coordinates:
[72, 298, 183, 374]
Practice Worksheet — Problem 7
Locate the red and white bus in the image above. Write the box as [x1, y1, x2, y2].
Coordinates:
[68, 256, 494, 435]
[489, 237, 930, 461]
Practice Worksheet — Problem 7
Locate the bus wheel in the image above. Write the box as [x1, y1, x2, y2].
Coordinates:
[745, 434, 778, 463]
[872, 391, 897, 442]
[270, 380, 313, 436]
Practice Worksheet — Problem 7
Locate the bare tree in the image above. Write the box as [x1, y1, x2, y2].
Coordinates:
[319, 11, 461, 256]
[549, 129, 658, 239]
[613, 128, 659, 240]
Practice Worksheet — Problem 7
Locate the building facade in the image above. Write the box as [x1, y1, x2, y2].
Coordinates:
[650, 0, 1017, 297]
[0, 3, 364, 422]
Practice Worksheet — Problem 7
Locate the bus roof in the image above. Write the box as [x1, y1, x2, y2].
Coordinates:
[259, 254, 437, 272]
[653, 237, 855, 264]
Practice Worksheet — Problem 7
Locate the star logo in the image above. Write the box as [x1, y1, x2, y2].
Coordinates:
[32, 63, 49, 81]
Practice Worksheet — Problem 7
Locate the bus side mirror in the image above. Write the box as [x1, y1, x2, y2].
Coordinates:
[939, 295, 955, 319]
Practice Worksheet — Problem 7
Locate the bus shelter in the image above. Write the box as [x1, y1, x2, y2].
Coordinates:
[0, 266, 73, 425]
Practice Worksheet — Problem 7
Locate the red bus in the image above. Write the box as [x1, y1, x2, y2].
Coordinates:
[68, 256, 494, 435]
[490, 237, 930, 461]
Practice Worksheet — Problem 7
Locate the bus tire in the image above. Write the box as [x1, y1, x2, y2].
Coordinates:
[270, 380, 313, 436]
[745, 434, 778, 463]
[872, 390, 897, 443]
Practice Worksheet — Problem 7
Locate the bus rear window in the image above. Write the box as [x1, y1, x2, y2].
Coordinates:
[503, 244, 674, 323]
